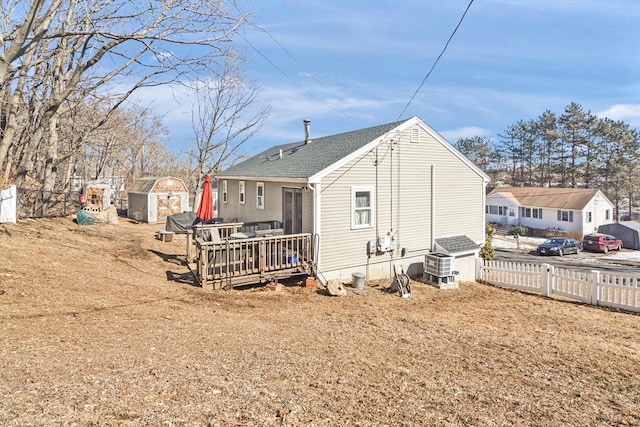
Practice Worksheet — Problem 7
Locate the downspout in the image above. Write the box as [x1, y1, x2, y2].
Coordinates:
[430, 164, 435, 252]
[308, 182, 321, 274]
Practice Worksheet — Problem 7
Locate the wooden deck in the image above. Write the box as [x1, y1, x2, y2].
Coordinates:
[192, 224, 313, 290]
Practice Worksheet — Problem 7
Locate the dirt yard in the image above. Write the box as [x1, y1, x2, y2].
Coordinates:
[1, 218, 639, 426]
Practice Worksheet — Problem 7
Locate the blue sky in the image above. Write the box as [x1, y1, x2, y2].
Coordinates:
[139, 0, 640, 156]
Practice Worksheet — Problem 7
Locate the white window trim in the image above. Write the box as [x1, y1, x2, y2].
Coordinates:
[222, 180, 228, 204]
[351, 186, 374, 229]
[256, 182, 264, 209]
[557, 209, 573, 222]
[239, 181, 245, 205]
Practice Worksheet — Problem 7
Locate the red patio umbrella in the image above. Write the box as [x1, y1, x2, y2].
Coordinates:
[196, 174, 214, 222]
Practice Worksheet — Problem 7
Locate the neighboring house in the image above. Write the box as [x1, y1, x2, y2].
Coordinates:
[216, 117, 489, 283]
[486, 187, 614, 236]
[598, 221, 640, 250]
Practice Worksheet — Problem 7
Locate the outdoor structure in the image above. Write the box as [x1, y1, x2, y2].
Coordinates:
[598, 221, 640, 250]
[486, 187, 615, 236]
[192, 222, 312, 290]
[0, 185, 17, 223]
[127, 176, 189, 223]
[82, 182, 112, 213]
[216, 117, 489, 284]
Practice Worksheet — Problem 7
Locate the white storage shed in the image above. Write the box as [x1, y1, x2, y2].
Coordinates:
[127, 176, 189, 223]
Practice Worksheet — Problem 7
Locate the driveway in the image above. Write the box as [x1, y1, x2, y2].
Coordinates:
[493, 235, 639, 274]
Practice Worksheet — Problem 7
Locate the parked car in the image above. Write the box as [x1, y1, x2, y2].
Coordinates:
[582, 234, 623, 253]
[536, 238, 582, 256]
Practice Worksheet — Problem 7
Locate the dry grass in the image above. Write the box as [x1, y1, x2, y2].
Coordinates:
[1, 218, 639, 426]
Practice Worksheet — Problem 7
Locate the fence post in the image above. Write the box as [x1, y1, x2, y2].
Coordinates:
[541, 263, 552, 297]
[589, 270, 601, 307]
[475, 257, 483, 282]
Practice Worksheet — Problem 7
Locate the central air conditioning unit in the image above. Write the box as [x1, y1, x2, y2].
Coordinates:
[423, 252, 458, 289]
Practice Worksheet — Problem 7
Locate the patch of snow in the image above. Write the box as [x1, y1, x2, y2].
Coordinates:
[490, 235, 640, 263]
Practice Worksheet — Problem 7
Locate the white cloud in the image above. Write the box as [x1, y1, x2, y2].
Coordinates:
[439, 126, 492, 142]
[595, 104, 640, 126]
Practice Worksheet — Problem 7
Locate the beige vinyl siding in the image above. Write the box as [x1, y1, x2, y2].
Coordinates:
[218, 179, 313, 231]
[320, 151, 382, 273]
[302, 189, 313, 234]
[318, 124, 485, 276]
[427, 135, 485, 243]
[396, 132, 433, 255]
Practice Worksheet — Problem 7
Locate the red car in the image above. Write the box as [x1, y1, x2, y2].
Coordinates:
[582, 234, 623, 253]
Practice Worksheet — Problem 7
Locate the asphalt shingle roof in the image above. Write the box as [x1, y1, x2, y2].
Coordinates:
[435, 235, 480, 254]
[218, 120, 406, 179]
[488, 187, 600, 210]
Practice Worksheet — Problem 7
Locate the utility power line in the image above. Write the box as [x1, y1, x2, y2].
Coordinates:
[397, 0, 475, 120]
[240, 27, 371, 126]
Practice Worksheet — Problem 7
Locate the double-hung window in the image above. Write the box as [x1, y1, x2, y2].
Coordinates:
[256, 182, 264, 209]
[239, 181, 245, 204]
[352, 187, 373, 229]
[557, 210, 573, 222]
[222, 180, 228, 203]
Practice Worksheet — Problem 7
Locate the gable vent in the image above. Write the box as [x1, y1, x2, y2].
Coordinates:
[410, 127, 420, 143]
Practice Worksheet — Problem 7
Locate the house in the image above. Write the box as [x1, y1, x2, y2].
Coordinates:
[598, 221, 640, 250]
[486, 187, 614, 236]
[127, 176, 189, 223]
[216, 117, 489, 283]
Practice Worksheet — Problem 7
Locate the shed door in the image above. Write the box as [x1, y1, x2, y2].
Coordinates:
[283, 188, 302, 235]
[157, 195, 181, 221]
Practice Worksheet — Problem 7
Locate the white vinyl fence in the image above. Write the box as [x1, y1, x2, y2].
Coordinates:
[0, 185, 17, 223]
[476, 259, 640, 313]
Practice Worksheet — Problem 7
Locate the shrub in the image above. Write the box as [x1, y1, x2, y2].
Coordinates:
[480, 223, 496, 261]
[510, 225, 528, 237]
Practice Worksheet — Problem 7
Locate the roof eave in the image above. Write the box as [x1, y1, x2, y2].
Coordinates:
[215, 175, 308, 184]
[309, 117, 418, 183]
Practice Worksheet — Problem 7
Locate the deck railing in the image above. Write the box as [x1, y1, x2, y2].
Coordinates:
[185, 222, 244, 263]
[195, 232, 313, 290]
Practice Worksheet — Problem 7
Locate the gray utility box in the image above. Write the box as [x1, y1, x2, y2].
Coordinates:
[424, 252, 458, 289]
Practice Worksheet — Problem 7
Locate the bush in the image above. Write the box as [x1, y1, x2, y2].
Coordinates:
[480, 223, 496, 261]
[510, 225, 528, 237]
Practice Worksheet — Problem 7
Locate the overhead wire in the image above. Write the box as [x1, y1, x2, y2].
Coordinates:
[397, 0, 475, 120]
[238, 27, 371, 126]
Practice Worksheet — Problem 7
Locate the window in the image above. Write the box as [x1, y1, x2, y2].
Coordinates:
[605, 209, 610, 220]
[352, 187, 373, 228]
[586, 211, 592, 223]
[239, 181, 245, 204]
[256, 182, 264, 209]
[488, 205, 508, 215]
[410, 127, 419, 143]
[521, 207, 542, 219]
[222, 180, 228, 203]
[557, 210, 573, 222]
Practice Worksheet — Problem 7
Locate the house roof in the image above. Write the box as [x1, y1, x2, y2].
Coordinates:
[435, 235, 480, 254]
[129, 176, 186, 194]
[218, 120, 405, 180]
[487, 187, 605, 210]
[616, 221, 640, 231]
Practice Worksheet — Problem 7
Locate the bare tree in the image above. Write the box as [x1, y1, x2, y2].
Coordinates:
[190, 56, 270, 190]
[0, 0, 251, 188]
